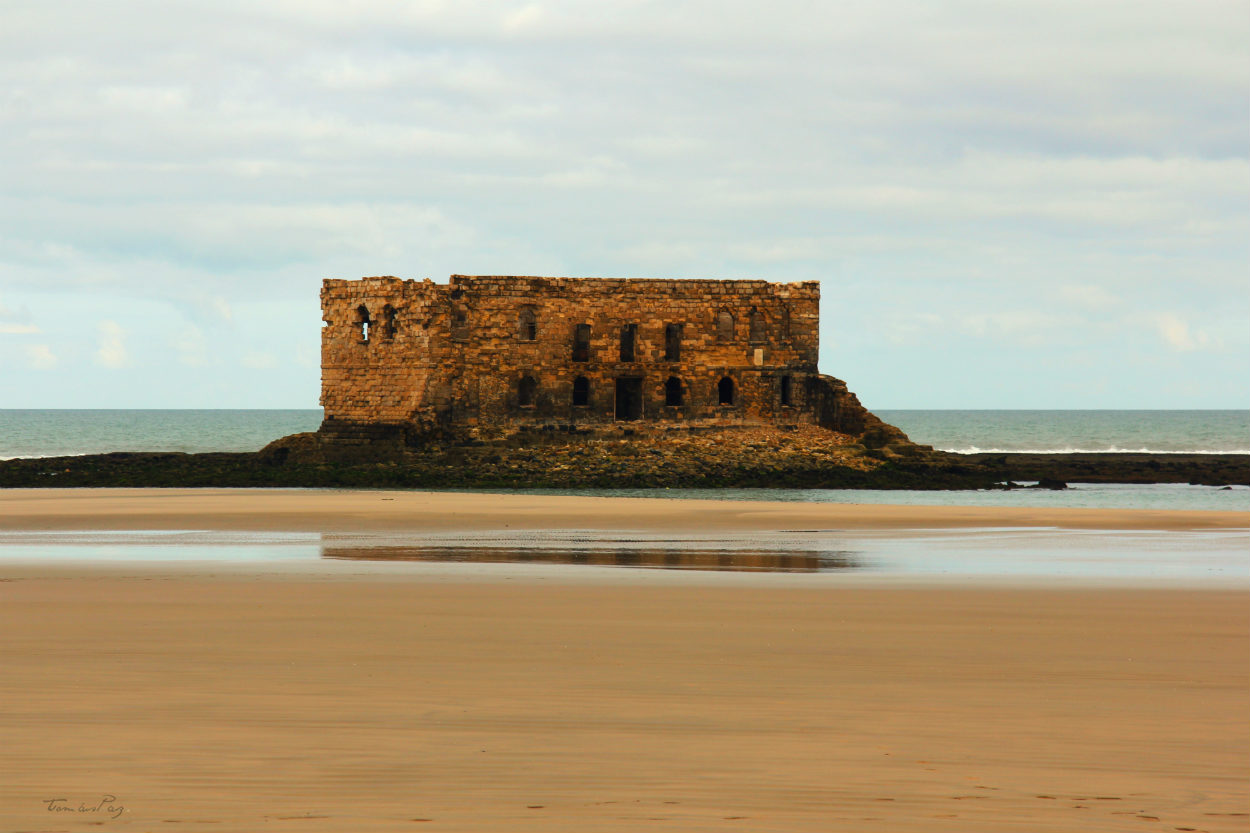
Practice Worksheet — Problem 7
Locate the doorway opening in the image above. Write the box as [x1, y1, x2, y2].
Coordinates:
[615, 377, 643, 420]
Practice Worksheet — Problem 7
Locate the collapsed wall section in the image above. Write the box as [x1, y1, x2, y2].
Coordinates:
[321, 277, 445, 429]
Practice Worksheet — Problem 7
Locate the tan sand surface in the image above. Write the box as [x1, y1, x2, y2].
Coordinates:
[0, 571, 1246, 832]
[1, 487, 1247, 532]
[2, 490, 1247, 830]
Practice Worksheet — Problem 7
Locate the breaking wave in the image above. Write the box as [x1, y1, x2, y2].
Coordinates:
[943, 447, 1250, 455]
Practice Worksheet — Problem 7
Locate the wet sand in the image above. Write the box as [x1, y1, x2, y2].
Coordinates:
[1, 487, 1247, 532]
[1, 489, 1247, 831]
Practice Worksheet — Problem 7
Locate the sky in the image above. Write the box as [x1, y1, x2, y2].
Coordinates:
[1, 0, 1246, 409]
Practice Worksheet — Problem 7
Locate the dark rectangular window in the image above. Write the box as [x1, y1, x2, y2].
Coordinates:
[572, 323, 591, 362]
[665, 376, 683, 406]
[572, 376, 590, 407]
[664, 323, 682, 361]
[619, 324, 637, 362]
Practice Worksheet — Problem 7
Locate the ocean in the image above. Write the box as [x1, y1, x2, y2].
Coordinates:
[877, 409, 1250, 455]
[2, 408, 1246, 459]
[1, 409, 1247, 511]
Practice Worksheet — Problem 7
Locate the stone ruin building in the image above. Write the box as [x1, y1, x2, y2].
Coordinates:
[320, 275, 901, 447]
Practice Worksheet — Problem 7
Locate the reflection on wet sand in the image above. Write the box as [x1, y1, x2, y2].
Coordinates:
[322, 544, 862, 572]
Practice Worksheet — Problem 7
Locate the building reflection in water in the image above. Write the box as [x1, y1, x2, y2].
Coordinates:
[322, 544, 861, 573]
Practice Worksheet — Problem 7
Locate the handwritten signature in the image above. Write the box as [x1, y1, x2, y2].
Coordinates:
[43, 795, 126, 820]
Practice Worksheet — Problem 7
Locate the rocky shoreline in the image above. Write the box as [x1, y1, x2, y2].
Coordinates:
[1, 426, 1246, 489]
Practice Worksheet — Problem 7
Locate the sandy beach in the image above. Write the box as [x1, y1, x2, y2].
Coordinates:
[1, 489, 1247, 831]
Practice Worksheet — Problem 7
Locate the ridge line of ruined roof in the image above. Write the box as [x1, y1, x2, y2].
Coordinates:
[324, 275, 817, 286]
[449, 274, 814, 284]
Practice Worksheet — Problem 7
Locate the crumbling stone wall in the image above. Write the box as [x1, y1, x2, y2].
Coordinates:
[321, 274, 883, 442]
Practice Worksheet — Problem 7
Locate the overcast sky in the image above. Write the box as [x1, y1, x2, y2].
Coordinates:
[1, 0, 1246, 409]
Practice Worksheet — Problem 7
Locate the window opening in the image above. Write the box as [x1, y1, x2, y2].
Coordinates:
[518, 307, 537, 341]
[780, 375, 792, 406]
[665, 376, 683, 407]
[518, 375, 537, 408]
[614, 378, 643, 420]
[718, 376, 735, 406]
[382, 304, 397, 340]
[572, 376, 590, 407]
[619, 323, 637, 362]
[749, 308, 766, 343]
[356, 305, 371, 343]
[572, 323, 591, 362]
[716, 310, 734, 342]
[664, 323, 682, 361]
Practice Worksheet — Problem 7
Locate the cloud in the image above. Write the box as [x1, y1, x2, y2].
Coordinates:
[241, 351, 278, 369]
[294, 342, 319, 368]
[171, 325, 209, 366]
[95, 320, 129, 368]
[1058, 285, 1120, 310]
[881, 312, 943, 346]
[1155, 313, 1211, 352]
[728, 239, 824, 264]
[0, 323, 41, 334]
[0, 296, 33, 323]
[24, 344, 57, 369]
[0, 0, 1245, 407]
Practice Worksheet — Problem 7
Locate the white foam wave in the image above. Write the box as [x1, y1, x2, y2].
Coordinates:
[943, 447, 1250, 455]
[1, 452, 109, 460]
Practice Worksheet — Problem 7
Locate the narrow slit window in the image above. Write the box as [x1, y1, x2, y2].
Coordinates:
[572, 324, 591, 362]
[382, 304, 397, 340]
[518, 307, 537, 341]
[356, 305, 371, 343]
[619, 323, 637, 362]
[749, 308, 766, 343]
[780, 375, 792, 406]
[664, 323, 682, 361]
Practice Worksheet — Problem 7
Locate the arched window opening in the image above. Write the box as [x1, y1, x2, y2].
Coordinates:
[619, 323, 637, 362]
[451, 304, 469, 340]
[517, 307, 537, 341]
[664, 323, 682, 361]
[718, 376, 735, 406]
[572, 376, 590, 407]
[382, 304, 398, 340]
[665, 376, 683, 407]
[749, 308, 767, 343]
[572, 323, 591, 361]
[517, 375, 537, 408]
[356, 305, 372, 343]
[780, 375, 793, 406]
[716, 310, 735, 342]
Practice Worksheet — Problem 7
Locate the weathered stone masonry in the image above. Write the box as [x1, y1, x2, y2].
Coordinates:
[320, 275, 900, 445]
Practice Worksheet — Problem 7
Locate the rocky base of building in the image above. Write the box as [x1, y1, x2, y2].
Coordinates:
[260, 423, 965, 488]
[1, 430, 1246, 490]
